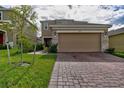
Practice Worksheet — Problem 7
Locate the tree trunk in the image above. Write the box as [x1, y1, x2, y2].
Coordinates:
[20, 22, 24, 64]
[20, 41, 23, 63]
[5, 32, 11, 64]
[32, 40, 37, 65]
[32, 31, 37, 65]
[20, 28, 23, 64]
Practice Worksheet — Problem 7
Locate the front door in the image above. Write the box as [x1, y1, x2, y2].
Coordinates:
[44, 38, 52, 47]
[0, 34, 3, 44]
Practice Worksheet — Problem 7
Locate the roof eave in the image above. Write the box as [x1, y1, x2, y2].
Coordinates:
[108, 28, 124, 36]
[57, 31, 104, 33]
[49, 24, 112, 28]
[0, 29, 6, 33]
[108, 31, 124, 36]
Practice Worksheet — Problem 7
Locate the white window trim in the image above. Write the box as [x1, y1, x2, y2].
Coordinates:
[0, 11, 3, 20]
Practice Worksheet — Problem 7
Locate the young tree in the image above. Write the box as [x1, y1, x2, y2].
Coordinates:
[9, 5, 38, 63]
[0, 22, 14, 64]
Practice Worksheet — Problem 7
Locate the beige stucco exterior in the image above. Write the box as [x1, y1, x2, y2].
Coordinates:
[109, 33, 124, 52]
[2, 10, 12, 20]
[42, 30, 52, 37]
[101, 30, 109, 52]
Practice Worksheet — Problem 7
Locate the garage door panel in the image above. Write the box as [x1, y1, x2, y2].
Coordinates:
[58, 33, 101, 52]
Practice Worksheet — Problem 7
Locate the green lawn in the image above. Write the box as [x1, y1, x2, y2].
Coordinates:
[0, 48, 56, 88]
[112, 52, 124, 58]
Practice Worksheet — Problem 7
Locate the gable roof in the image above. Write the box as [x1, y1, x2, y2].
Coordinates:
[108, 27, 124, 36]
[41, 19, 112, 29]
[0, 29, 6, 33]
[41, 19, 110, 25]
[0, 6, 10, 11]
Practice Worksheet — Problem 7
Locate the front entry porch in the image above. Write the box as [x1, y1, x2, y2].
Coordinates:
[44, 38, 52, 47]
[0, 30, 5, 45]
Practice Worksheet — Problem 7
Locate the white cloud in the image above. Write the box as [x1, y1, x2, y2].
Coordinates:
[34, 5, 124, 27]
[109, 24, 124, 31]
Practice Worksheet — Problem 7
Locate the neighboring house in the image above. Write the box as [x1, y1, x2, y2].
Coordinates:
[0, 6, 37, 47]
[0, 6, 13, 46]
[40, 19, 111, 52]
[108, 27, 124, 52]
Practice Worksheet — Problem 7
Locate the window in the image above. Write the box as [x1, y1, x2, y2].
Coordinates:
[43, 22, 48, 30]
[0, 11, 3, 20]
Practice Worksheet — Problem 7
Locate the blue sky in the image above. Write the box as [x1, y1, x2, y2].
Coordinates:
[3, 5, 124, 30]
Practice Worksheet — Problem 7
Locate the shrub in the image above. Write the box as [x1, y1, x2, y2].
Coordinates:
[113, 52, 124, 58]
[0, 44, 7, 49]
[48, 44, 57, 53]
[43, 47, 48, 53]
[18, 36, 34, 53]
[18, 35, 34, 53]
[105, 48, 115, 54]
[36, 43, 43, 51]
[0, 44, 11, 49]
[23, 39, 33, 53]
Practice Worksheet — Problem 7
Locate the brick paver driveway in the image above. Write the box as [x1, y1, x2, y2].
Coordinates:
[49, 53, 124, 88]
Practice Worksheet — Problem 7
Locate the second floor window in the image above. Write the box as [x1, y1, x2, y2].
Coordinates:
[0, 11, 3, 20]
[43, 22, 48, 30]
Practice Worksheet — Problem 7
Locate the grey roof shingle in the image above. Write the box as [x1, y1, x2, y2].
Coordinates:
[108, 27, 124, 36]
[0, 6, 10, 11]
[40, 19, 112, 28]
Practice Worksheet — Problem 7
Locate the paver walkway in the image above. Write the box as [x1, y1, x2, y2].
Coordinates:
[49, 53, 124, 88]
[28, 51, 47, 55]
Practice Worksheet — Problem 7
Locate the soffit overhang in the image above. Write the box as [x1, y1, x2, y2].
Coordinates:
[56, 30, 104, 33]
[49, 24, 112, 31]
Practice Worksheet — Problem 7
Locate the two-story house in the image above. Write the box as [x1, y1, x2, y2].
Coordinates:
[0, 6, 37, 47]
[0, 6, 13, 46]
[40, 19, 111, 52]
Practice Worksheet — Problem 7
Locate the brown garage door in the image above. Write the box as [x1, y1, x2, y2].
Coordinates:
[58, 33, 101, 52]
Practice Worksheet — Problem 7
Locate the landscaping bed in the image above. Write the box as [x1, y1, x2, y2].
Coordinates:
[105, 48, 124, 59]
[112, 52, 124, 58]
[0, 48, 56, 88]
